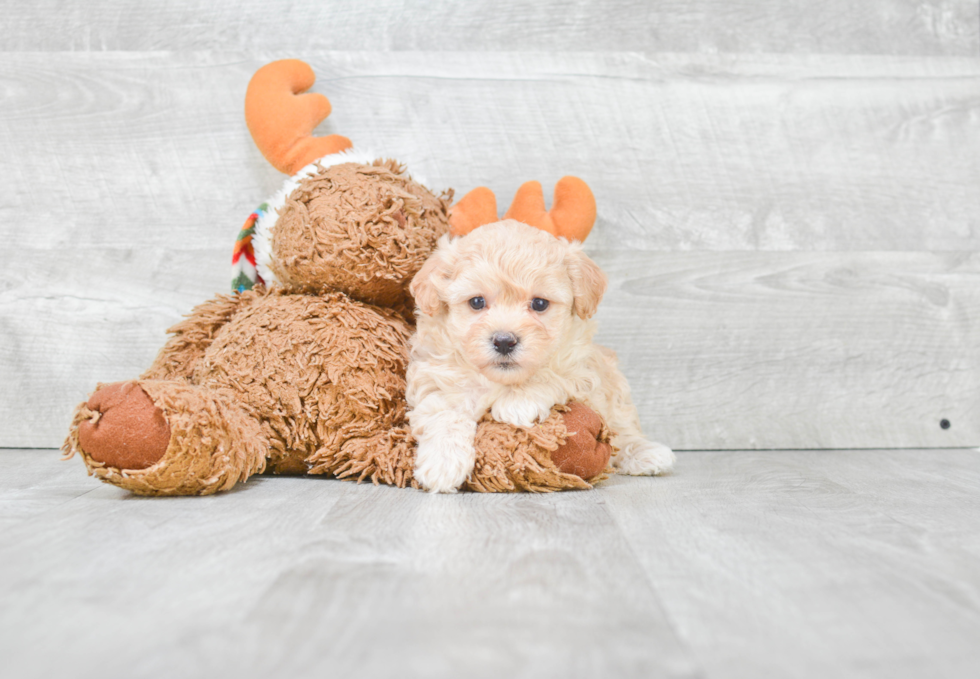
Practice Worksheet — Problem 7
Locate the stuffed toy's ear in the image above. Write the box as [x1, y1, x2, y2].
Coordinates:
[450, 187, 498, 237]
[566, 247, 607, 319]
[410, 245, 451, 316]
[245, 59, 353, 175]
[505, 176, 597, 242]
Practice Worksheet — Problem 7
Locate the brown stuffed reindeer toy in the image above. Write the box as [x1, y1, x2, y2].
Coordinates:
[63, 59, 612, 496]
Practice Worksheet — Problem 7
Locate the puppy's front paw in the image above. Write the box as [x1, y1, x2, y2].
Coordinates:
[614, 439, 675, 476]
[414, 440, 474, 493]
[491, 397, 551, 429]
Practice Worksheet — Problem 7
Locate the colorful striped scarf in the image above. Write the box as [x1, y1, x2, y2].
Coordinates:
[231, 203, 268, 292]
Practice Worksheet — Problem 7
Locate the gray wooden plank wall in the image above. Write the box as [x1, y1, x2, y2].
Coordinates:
[1, 2, 979, 449]
[4, 0, 978, 55]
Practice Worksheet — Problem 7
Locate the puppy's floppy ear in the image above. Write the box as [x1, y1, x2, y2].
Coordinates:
[410, 238, 453, 316]
[566, 247, 607, 319]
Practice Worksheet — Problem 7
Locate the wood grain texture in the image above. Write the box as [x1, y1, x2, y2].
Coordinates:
[3, 448, 979, 678]
[592, 250, 980, 450]
[4, 249, 976, 449]
[602, 449, 980, 678]
[2, 52, 979, 448]
[0, 0, 976, 55]
[2, 53, 978, 253]
[1, 246, 224, 449]
[0, 449, 698, 679]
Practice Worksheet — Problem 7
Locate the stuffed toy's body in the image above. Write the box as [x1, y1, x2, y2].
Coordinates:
[62, 60, 612, 496]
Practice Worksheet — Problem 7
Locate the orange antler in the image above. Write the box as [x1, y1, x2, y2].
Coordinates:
[449, 177, 597, 241]
[504, 176, 596, 242]
[245, 59, 353, 175]
[449, 186, 498, 237]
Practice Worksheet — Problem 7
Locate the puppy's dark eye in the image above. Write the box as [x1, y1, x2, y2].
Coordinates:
[469, 296, 486, 310]
[531, 298, 550, 312]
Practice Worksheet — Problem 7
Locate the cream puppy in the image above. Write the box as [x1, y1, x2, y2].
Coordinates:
[406, 220, 675, 493]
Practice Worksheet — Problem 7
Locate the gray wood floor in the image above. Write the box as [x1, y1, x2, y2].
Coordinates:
[2, 448, 979, 679]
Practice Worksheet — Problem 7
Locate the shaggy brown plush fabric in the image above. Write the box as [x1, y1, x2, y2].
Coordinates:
[303, 405, 608, 492]
[190, 288, 413, 475]
[64, 383, 607, 496]
[64, 380, 267, 496]
[322, 425, 418, 486]
[464, 405, 609, 492]
[271, 160, 451, 309]
[143, 291, 260, 382]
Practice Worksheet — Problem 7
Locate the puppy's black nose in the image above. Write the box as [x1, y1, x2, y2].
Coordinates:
[492, 332, 519, 355]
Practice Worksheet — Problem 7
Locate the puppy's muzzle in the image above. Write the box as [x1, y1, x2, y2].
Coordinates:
[492, 332, 519, 356]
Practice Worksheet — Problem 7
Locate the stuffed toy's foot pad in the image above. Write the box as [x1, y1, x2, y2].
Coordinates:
[552, 402, 612, 480]
[77, 382, 171, 470]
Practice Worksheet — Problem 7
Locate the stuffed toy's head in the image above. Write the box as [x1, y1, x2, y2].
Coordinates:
[252, 154, 451, 308]
[236, 60, 451, 308]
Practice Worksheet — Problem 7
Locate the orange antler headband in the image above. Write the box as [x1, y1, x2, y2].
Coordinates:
[245, 59, 353, 175]
[450, 177, 597, 242]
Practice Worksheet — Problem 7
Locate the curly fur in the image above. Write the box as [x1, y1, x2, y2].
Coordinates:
[270, 159, 452, 311]
[406, 220, 674, 492]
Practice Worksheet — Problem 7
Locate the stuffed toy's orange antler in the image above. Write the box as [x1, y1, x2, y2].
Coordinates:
[449, 176, 597, 242]
[245, 59, 353, 175]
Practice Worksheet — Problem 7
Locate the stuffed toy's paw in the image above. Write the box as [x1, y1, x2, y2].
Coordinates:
[76, 381, 171, 470]
[462, 402, 612, 493]
[551, 401, 613, 480]
[65, 380, 268, 496]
